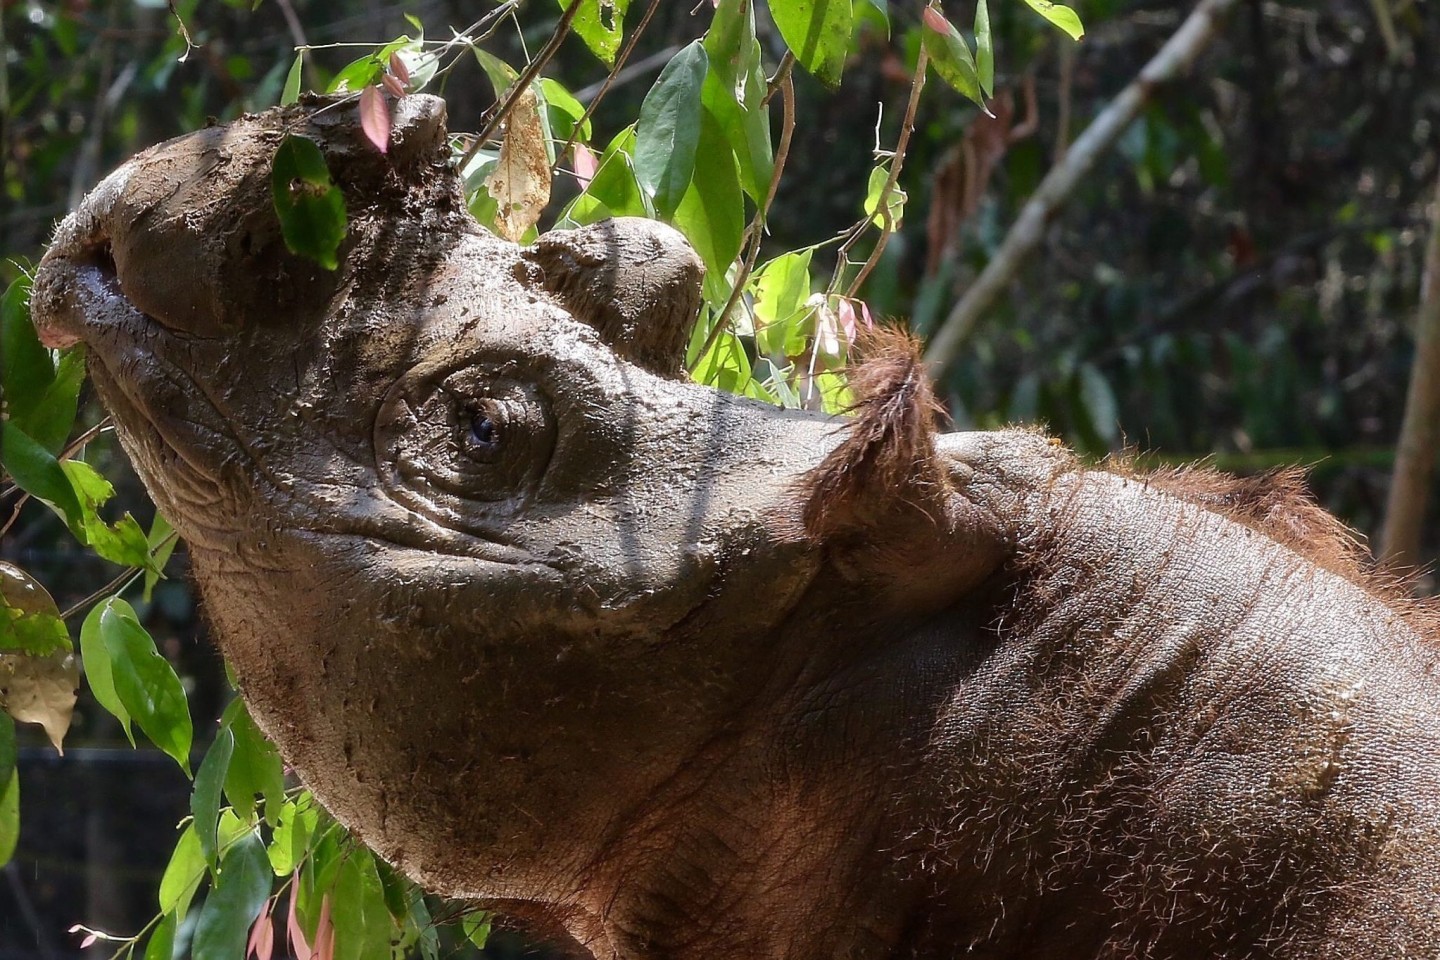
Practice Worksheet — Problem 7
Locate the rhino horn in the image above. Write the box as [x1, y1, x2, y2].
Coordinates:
[523, 218, 703, 378]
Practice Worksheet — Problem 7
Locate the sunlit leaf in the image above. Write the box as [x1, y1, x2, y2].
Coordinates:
[770, 0, 853, 87]
[634, 41, 708, 218]
[461, 912, 492, 950]
[690, 327, 755, 395]
[193, 833, 273, 960]
[0, 648, 78, 753]
[863, 165, 906, 228]
[0, 762, 17, 867]
[358, 86, 389, 153]
[673, 107, 745, 288]
[331, 851, 392, 960]
[281, 53, 303, 105]
[271, 135, 347, 271]
[61, 460, 154, 569]
[0, 562, 68, 657]
[702, 0, 773, 201]
[143, 512, 177, 602]
[485, 85, 552, 241]
[922, 5, 983, 106]
[80, 599, 132, 742]
[1022, 0, 1084, 39]
[159, 825, 205, 921]
[539, 77, 591, 145]
[558, 0, 631, 65]
[100, 599, 193, 774]
[267, 797, 317, 877]
[143, 911, 176, 960]
[471, 48, 518, 101]
[560, 126, 646, 225]
[752, 250, 815, 357]
[974, 0, 994, 98]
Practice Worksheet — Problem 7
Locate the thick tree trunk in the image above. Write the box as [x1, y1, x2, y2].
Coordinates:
[1378, 168, 1440, 573]
[922, 0, 1241, 378]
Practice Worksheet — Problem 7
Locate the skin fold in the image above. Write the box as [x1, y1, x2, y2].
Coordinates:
[30, 96, 1440, 959]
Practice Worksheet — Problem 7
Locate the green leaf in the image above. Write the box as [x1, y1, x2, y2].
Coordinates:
[100, 599, 193, 774]
[374, 859, 411, 922]
[221, 698, 284, 827]
[0, 422, 83, 532]
[1, 598, 69, 657]
[332, 850, 392, 960]
[266, 796, 316, 876]
[326, 52, 383, 93]
[0, 716, 13, 797]
[922, 6, 983, 106]
[863, 165, 906, 228]
[61, 460, 154, 569]
[143, 512, 177, 602]
[1, 277, 85, 454]
[672, 107, 745, 288]
[560, 126, 647, 225]
[702, 0, 773, 201]
[462, 912, 492, 950]
[271, 135, 347, 271]
[1022, 0, 1084, 39]
[80, 600, 133, 743]
[558, 0, 631, 65]
[142, 912, 177, 960]
[0, 761, 17, 867]
[974, 0, 994, 98]
[193, 727, 235, 868]
[690, 327, 754, 395]
[281, 52, 303, 105]
[751, 250, 815, 357]
[634, 41, 709, 219]
[770, 0, 853, 87]
[159, 825, 206, 921]
[192, 832, 273, 960]
[471, 48, 518, 100]
[539, 77, 591, 144]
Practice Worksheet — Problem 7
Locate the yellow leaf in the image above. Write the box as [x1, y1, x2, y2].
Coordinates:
[0, 650, 79, 753]
[486, 87, 553, 242]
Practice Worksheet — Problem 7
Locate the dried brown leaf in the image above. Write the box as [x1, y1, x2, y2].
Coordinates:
[485, 86, 552, 242]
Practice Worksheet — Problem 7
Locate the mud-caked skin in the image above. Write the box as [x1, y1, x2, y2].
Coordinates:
[31, 97, 1440, 959]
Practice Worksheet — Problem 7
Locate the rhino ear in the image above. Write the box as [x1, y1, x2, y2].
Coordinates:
[523, 218, 703, 379]
[797, 327, 1009, 608]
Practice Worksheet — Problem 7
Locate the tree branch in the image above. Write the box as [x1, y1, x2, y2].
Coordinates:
[1379, 165, 1440, 572]
[922, 0, 1241, 378]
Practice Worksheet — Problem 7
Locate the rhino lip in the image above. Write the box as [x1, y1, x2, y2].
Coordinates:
[32, 239, 125, 350]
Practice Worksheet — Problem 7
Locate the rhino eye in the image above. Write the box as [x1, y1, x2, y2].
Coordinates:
[376, 368, 555, 517]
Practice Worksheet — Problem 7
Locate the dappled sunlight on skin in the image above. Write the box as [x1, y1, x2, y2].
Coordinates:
[31, 97, 1440, 960]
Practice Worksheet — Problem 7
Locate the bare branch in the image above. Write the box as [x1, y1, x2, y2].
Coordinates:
[923, 0, 1241, 378]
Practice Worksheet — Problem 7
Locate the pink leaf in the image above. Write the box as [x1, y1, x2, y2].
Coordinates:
[836, 298, 857, 346]
[247, 907, 274, 960]
[858, 299, 875, 329]
[287, 883, 312, 960]
[80, 935, 98, 949]
[358, 85, 390, 154]
[572, 143, 599, 190]
[923, 5, 951, 33]
[388, 51, 410, 86]
[382, 74, 407, 98]
[313, 894, 335, 960]
[68, 926, 85, 934]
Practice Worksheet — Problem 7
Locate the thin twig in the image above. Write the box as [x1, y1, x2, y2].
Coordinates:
[554, 0, 664, 174]
[457, 1, 583, 170]
[0, 494, 30, 539]
[58, 530, 178, 621]
[844, 47, 928, 299]
[693, 67, 797, 365]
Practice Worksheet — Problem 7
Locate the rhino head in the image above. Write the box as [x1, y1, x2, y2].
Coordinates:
[31, 96, 1014, 917]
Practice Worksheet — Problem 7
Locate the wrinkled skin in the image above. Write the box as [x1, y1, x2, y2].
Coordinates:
[32, 98, 1440, 959]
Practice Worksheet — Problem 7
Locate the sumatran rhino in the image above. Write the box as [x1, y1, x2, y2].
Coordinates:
[30, 96, 1440, 959]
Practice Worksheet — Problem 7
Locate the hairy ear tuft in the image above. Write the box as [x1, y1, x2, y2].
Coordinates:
[801, 325, 946, 540]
